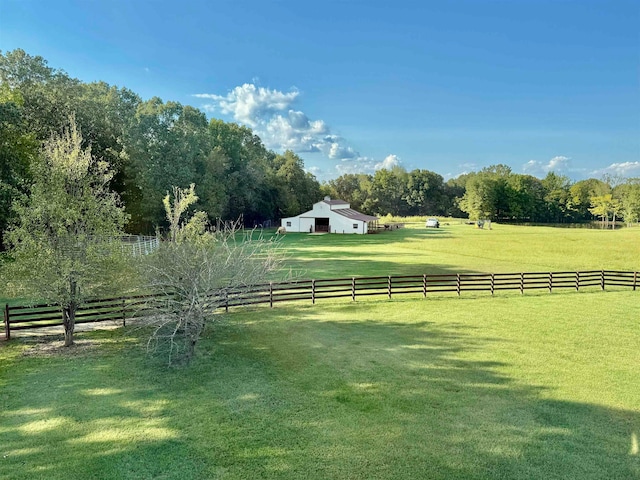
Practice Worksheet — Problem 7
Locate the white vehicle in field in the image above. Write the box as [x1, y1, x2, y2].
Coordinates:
[425, 218, 440, 228]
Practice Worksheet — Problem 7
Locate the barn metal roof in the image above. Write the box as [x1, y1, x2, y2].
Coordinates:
[333, 208, 379, 222]
[323, 199, 350, 206]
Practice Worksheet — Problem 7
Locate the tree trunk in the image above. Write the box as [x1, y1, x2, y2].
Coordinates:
[62, 303, 76, 346]
[63, 279, 78, 346]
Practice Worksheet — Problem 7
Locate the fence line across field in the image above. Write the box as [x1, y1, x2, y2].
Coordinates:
[3, 270, 638, 340]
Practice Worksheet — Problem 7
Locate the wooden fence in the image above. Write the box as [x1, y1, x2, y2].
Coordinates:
[3, 270, 637, 339]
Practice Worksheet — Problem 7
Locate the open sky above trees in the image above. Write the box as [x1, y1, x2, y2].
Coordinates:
[1, 0, 638, 182]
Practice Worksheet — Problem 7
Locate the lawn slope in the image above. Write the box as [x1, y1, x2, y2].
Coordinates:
[1, 291, 638, 479]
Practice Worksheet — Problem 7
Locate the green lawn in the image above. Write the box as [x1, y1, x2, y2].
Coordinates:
[1, 292, 638, 479]
[1, 224, 639, 479]
[277, 223, 640, 278]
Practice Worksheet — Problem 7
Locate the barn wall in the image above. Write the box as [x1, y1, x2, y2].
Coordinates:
[329, 213, 365, 234]
[281, 216, 300, 232]
[281, 201, 370, 234]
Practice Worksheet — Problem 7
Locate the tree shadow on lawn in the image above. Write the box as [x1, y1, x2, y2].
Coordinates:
[281, 227, 453, 249]
[287, 258, 481, 279]
[1, 307, 638, 479]
[196, 303, 639, 479]
[0, 330, 210, 479]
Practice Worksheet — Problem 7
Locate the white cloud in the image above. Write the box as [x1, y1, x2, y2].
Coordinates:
[196, 84, 411, 180]
[591, 161, 640, 178]
[375, 154, 401, 170]
[328, 143, 358, 159]
[194, 84, 298, 128]
[547, 155, 570, 170]
[522, 156, 571, 177]
[332, 154, 403, 177]
[194, 83, 359, 162]
[333, 156, 372, 175]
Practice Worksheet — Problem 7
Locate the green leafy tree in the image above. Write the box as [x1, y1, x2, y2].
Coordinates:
[125, 99, 208, 232]
[367, 167, 410, 216]
[273, 150, 321, 217]
[163, 183, 198, 242]
[0, 85, 38, 249]
[405, 169, 447, 215]
[6, 119, 131, 346]
[615, 179, 640, 227]
[588, 194, 615, 229]
[507, 174, 545, 221]
[1, 49, 141, 213]
[569, 179, 610, 221]
[458, 165, 512, 222]
[541, 172, 572, 223]
[206, 119, 279, 225]
[325, 173, 373, 213]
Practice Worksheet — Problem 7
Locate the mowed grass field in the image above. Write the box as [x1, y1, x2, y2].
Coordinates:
[1, 224, 639, 479]
[277, 222, 640, 278]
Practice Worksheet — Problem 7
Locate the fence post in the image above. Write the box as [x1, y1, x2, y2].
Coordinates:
[601, 270, 605, 291]
[269, 282, 273, 308]
[520, 273, 524, 294]
[225, 289, 229, 313]
[122, 298, 126, 327]
[3, 304, 9, 341]
[423, 274, 427, 298]
[312, 280, 316, 305]
[456, 274, 461, 296]
[352, 277, 356, 302]
[490, 274, 495, 296]
[634, 271, 637, 291]
[548, 272, 553, 293]
[575, 271, 579, 291]
[388, 276, 392, 299]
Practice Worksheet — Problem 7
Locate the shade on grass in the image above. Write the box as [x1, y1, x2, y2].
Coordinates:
[1, 290, 638, 479]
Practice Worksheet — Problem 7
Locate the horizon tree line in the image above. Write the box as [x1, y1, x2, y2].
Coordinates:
[2, 48, 639, 251]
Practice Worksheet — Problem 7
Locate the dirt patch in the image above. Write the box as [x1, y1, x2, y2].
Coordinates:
[21, 338, 102, 357]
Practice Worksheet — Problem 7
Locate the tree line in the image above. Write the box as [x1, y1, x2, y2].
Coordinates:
[324, 164, 640, 226]
[2, 49, 639, 252]
[0, 49, 320, 248]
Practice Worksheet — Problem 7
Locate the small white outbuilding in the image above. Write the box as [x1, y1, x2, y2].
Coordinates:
[281, 197, 379, 234]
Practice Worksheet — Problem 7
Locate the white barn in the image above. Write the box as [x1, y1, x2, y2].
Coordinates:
[281, 197, 379, 234]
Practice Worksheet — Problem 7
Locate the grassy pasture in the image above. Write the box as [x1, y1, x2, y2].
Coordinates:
[277, 222, 640, 278]
[1, 224, 639, 479]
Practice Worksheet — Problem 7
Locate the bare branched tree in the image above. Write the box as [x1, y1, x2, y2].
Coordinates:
[138, 186, 283, 365]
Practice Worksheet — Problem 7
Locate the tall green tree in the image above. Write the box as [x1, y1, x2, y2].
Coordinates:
[325, 173, 373, 213]
[6, 119, 131, 346]
[405, 169, 447, 215]
[1, 49, 141, 206]
[569, 179, 610, 221]
[0, 85, 38, 249]
[541, 172, 572, 223]
[125, 99, 208, 231]
[273, 150, 321, 217]
[614, 179, 640, 227]
[588, 194, 618, 229]
[206, 119, 282, 225]
[367, 166, 410, 216]
[506, 174, 545, 221]
[458, 165, 512, 221]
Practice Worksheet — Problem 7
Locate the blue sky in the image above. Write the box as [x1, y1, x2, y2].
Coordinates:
[1, 0, 638, 182]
